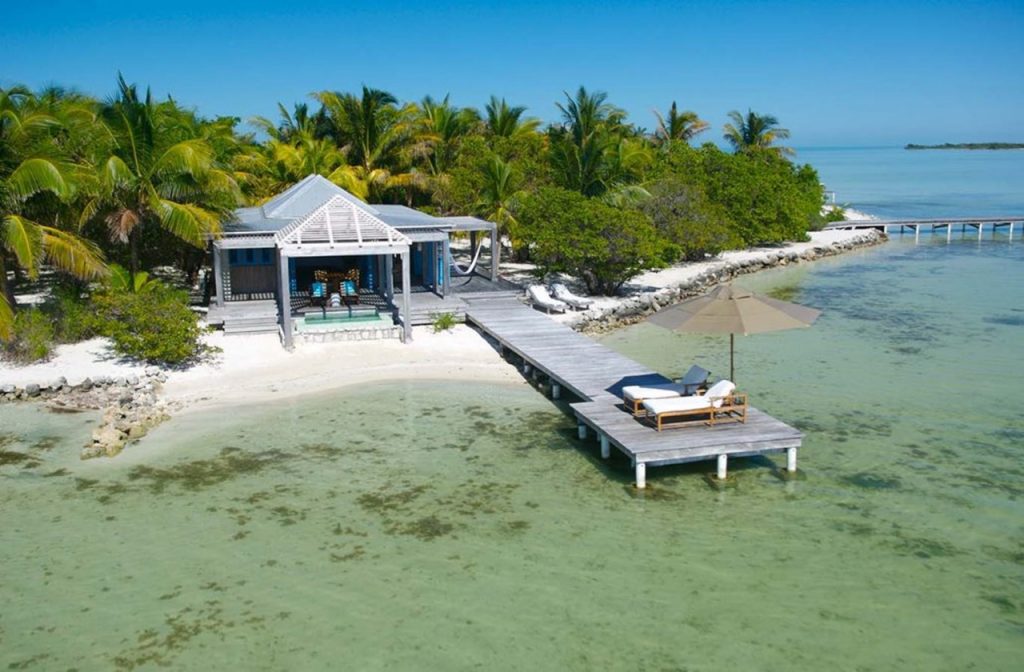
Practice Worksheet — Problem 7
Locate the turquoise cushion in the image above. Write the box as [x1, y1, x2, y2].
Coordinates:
[311, 282, 325, 297]
[342, 280, 357, 294]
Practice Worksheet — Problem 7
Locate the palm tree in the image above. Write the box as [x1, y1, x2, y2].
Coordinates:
[723, 109, 792, 155]
[1, 87, 106, 339]
[416, 95, 479, 176]
[550, 87, 634, 197]
[86, 75, 241, 280]
[653, 102, 708, 147]
[475, 156, 522, 244]
[312, 86, 421, 202]
[555, 86, 625, 148]
[484, 96, 540, 138]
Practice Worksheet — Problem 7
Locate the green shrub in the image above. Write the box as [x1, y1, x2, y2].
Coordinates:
[47, 285, 99, 343]
[3, 309, 56, 363]
[655, 144, 823, 246]
[91, 284, 205, 365]
[824, 206, 847, 223]
[641, 179, 741, 261]
[516, 187, 669, 295]
[431, 312, 457, 333]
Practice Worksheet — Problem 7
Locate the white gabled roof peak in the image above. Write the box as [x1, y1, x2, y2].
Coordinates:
[275, 195, 410, 249]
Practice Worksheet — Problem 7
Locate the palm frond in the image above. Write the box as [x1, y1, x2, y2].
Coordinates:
[152, 139, 214, 179]
[0, 295, 13, 342]
[153, 198, 221, 246]
[38, 225, 108, 279]
[1, 215, 43, 276]
[7, 158, 69, 201]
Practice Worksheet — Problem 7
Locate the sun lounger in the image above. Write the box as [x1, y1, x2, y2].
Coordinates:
[642, 380, 747, 430]
[340, 279, 359, 305]
[550, 283, 593, 310]
[528, 285, 568, 314]
[622, 364, 711, 416]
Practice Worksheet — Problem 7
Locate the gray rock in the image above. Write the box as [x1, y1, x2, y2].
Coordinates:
[25, 383, 41, 397]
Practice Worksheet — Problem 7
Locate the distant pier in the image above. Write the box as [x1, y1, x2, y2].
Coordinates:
[465, 298, 802, 488]
[825, 216, 1024, 242]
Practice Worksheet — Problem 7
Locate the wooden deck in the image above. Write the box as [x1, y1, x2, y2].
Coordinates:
[465, 298, 802, 487]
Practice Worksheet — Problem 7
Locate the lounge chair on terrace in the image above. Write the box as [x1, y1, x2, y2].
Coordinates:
[642, 380, 747, 431]
[622, 364, 711, 416]
[340, 279, 359, 305]
[528, 285, 568, 314]
[310, 281, 327, 308]
[550, 283, 593, 310]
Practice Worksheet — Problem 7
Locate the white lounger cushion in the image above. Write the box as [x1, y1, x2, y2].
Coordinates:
[704, 380, 736, 400]
[642, 380, 736, 415]
[527, 285, 568, 312]
[550, 283, 593, 309]
[622, 385, 681, 402]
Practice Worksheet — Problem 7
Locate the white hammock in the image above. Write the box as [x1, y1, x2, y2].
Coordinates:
[450, 241, 486, 277]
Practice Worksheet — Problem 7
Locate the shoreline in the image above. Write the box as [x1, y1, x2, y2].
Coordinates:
[1, 228, 886, 457]
[548, 229, 885, 333]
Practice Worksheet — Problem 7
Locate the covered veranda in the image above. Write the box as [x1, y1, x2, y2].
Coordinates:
[209, 194, 413, 346]
[273, 195, 414, 347]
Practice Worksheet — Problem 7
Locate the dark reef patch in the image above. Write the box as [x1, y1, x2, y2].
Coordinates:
[840, 472, 902, 490]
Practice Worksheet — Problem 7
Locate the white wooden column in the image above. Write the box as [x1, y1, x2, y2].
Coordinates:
[490, 226, 499, 282]
[211, 244, 224, 306]
[278, 249, 293, 349]
[787, 447, 798, 472]
[716, 454, 728, 480]
[442, 238, 451, 296]
[400, 248, 412, 342]
[635, 462, 646, 489]
[384, 254, 394, 302]
[599, 433, 610, 459]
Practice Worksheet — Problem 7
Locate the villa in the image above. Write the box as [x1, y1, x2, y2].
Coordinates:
[207, 175, 517, 346]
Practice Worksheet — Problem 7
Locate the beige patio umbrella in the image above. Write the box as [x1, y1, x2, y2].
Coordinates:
[648, 285, 821, 381]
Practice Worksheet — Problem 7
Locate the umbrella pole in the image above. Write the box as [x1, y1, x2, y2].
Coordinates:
[730, 333, 735, 382]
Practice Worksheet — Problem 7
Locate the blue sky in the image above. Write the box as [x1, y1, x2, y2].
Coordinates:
[3, 0, 1022, 146]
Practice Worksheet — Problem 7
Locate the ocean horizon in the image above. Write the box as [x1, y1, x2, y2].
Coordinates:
[795, 145, 1024, 219]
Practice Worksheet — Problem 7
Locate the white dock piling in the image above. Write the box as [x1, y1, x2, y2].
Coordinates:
[717, 454, 728, 480]
[635, 462, 647, 489]
[787, 447, 798, 472]
[979, 223, 984, 241]
[947, 224, 953, 243]
[552, 383, 561, 400]
[599, 433, 610, 459]
[577, 423, 587, 440]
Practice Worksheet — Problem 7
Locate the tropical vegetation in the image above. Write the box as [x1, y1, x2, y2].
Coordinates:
[1, 75, 830, 360]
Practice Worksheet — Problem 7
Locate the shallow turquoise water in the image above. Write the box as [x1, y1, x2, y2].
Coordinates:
[2, 237, 1023, 670]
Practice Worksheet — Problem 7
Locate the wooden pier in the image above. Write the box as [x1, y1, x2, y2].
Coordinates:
[464, 298, 802, 487]
[825, 216, 1024, 243]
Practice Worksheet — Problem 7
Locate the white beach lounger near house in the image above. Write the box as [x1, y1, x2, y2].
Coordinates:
[621, 364, 711, 415]
[550, 283, 593, 310]
[528, 285, 568, 314]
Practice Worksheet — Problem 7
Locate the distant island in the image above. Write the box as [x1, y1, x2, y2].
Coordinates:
[906, 142, 1024, 150]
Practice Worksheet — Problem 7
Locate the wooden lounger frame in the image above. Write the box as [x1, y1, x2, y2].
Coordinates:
[649, 393, 748, 431]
